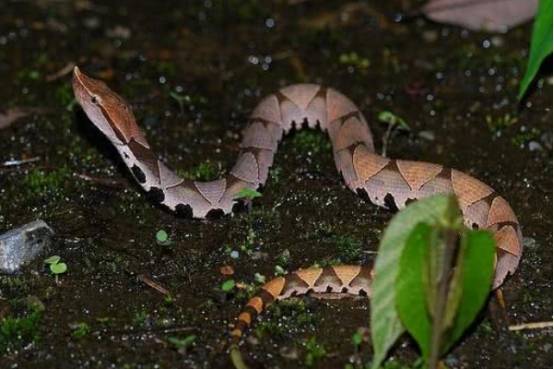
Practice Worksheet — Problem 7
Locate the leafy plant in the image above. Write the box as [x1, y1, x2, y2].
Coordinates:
[370, 194, 496, 368]
[396, 223, 495, 367]
[234, 188, 262, 201]
[44, 255, 67, 283]
[156, 229, 172, 246]
[519, 0, 552, 99]
[71, 322, 90, 338]
[221, 279, 236, 292]
[303, 337, 327, 367]
[168, 334, 196, 350]
[377, 111, 410, 156]
[0, 309, 42, 354]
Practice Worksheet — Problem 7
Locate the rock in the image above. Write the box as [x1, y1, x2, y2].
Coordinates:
[0, 220, 54, 273]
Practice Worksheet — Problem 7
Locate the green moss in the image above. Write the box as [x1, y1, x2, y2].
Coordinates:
[512, 127, 541, 148]
[71, 322, 90, 338]
[132, 309, 149, 327]
[255, 299, 316, 339]
[485, 113, 518, 132]
[333, 235, 363, 263]
[339, 52, 370, 71]
[303, 336, 327, 367]
[0, 310, 42, 354]
[177, 160, 222, 181]
[23, 167, 71, 196]
[291, 131, 331, 155]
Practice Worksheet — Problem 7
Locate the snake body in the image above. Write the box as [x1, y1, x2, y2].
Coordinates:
[72, 67, 522, 344]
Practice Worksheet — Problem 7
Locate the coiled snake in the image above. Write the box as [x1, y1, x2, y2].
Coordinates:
[72, 66, 522, 346]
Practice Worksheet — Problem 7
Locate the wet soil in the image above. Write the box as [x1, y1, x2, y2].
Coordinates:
[0, 1, 551, 369]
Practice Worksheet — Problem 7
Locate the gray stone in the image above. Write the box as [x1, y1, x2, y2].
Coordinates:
[0, 220, 54, 273]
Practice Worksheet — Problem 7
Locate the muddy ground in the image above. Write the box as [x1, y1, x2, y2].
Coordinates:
[0, 1, 552, 369]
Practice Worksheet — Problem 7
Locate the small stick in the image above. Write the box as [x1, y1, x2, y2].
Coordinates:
[137, 274, 170, 296]
[1, 157, 40, 167]
[75, 173, 127, 189]
[508, 321, 553, 331]
[45, 62, 76, 82]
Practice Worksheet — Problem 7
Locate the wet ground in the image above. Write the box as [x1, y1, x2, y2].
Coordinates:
[0, 1, 552, 368]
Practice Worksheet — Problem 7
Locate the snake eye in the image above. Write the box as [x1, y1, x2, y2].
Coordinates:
[91, 95, 99, 104]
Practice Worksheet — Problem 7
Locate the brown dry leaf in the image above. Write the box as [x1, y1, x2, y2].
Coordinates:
[422, 0, 538, 33]
[0, 107, 47, 130]
[219, 265, 235, 276]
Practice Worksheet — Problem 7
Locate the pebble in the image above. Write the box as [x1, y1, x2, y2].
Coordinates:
[0, 220, 54, 273]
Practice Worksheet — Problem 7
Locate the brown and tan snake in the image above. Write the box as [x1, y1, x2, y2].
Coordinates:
[72, 66, 522, 345]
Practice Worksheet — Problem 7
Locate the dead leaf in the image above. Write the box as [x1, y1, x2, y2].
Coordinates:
[0, 107, 48, 130]
[219, 265, 235, 276]
[422, 0, 538, 33]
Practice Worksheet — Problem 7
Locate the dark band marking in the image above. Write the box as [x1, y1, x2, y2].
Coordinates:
[147, 187, 165, 203]
[175, 203, 193, 218]
[258, 289, 276, 306]
[131, 165, 146, 184]
[436, 167, 452, 180]
[356, 188, 370, 203]
[206, 209, 224, 219]
[232, 200, 247, 214]
[243, 305, 259, 322]
[314, 267, 342, 289]
[281, 273, 310, 296]
[482, 192, 499, 207]
[384, 193, 398, 211]
[99, 105, 127, 143]
[128, 140, 158, 172]
[349, 267, 373, 289]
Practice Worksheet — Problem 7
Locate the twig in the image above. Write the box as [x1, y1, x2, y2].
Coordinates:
[1, 157, 40, 167]
[75, 173, 127, 189]
[45, 62, 76, 82]
[429, 229, 459, 369]
[381, 122, 394, 156]
[508, 321, 553, 331]
[137, 274, 170, 296]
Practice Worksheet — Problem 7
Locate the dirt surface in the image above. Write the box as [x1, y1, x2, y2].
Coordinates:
[0, 1, 551, 369]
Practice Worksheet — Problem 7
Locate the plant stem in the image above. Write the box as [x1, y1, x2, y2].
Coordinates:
[428, 229, 458, 369]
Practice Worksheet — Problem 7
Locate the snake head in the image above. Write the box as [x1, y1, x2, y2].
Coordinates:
[72, 66, 148, 147]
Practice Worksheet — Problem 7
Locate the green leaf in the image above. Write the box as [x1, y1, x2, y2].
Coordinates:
[234, 188, 262, 200]
[443, 230, 495, 350]
[395, 223, 433, 358]
[156, 230, 168, 243]
[370, 194, 458, 368]
[395, 226, 495, 364]
[518, 0, 553, 99]
[44, 255, 60, 265]
[377, 110, 410, 130]
[352, 331, 363, 347]
[50, 262, 67, 275]
[221, 279, 236, 292]
[167, 334, 196, 349]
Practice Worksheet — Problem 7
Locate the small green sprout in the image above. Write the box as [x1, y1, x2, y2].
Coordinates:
[156, 229, 172, 246]
[304, 337, 327, 367]
[352, 331, 363, 348]
[254, 273, 266, 284]
[44, 255, 67, 282]
[221, 279, 236, 292]
[377, 110, 410, 156]
[167, 334, 196, 350]
[274, 265, 286, 276]
[234, 188, 262, 201]
[378, 111, 410, 130]
[169, 91, 191, 115]
[71, 322, 90, 338]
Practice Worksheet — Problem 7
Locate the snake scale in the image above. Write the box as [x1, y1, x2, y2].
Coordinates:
[72, 66, 522, 345]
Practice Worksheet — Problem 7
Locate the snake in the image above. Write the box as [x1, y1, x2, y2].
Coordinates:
[72, 66, 522, 347]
